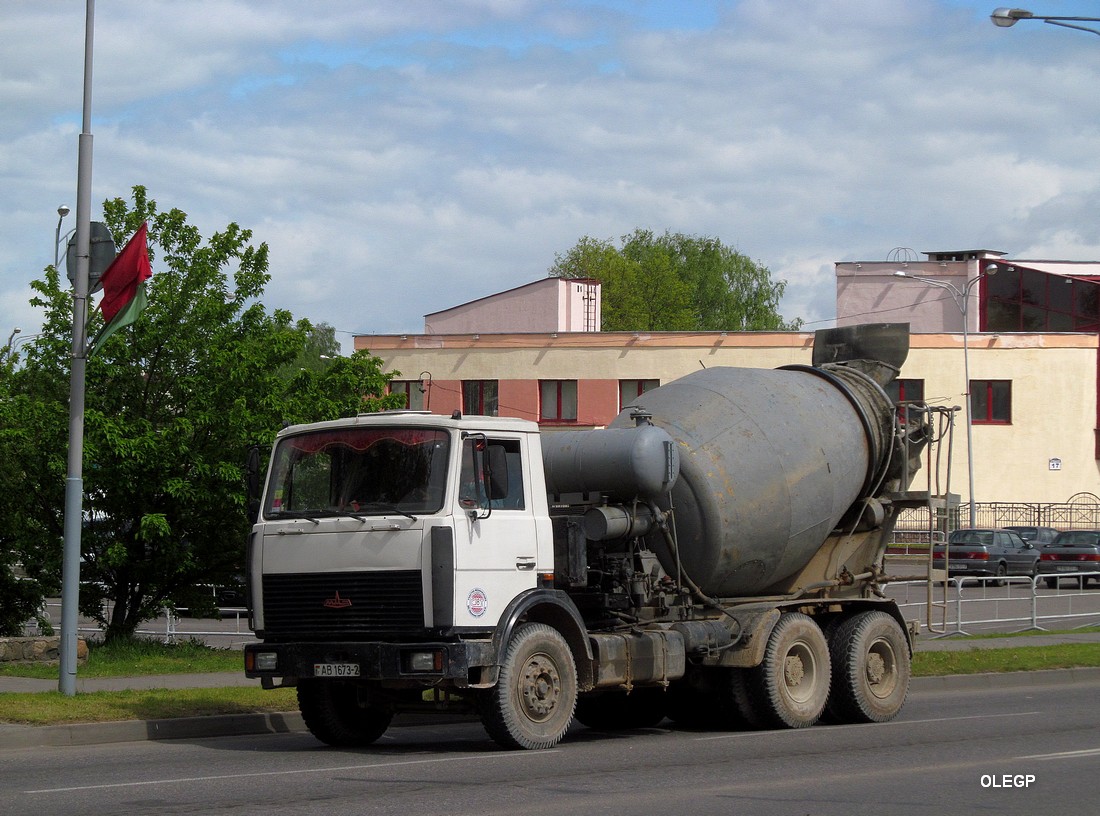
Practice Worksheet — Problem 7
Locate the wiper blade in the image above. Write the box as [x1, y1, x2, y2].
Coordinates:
[356, 502, 417, 521]
[268, 510, 321, 525]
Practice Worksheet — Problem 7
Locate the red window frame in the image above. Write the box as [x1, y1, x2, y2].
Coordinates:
[539, 380, 578, 422]
[970, 379, 1012, 425]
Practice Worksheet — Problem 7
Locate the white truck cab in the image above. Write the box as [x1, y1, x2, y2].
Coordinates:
[249, 411, 555, 639]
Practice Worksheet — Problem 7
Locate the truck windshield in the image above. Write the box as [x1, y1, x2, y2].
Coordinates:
[265, 427, 450, 519]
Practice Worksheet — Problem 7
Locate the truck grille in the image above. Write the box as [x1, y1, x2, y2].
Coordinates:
[262, 571, 424, 636]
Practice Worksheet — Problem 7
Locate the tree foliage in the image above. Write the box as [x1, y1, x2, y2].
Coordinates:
[1, 187, 402, 639]
[549, 229, 801, 332]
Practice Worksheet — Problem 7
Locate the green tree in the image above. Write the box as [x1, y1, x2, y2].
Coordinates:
[549, 229, 801, 331]
[0, 339, 58, 634]
[4, 186, 403, 640]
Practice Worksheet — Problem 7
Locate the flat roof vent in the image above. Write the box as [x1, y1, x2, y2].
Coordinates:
[922, 249, 1008, 262]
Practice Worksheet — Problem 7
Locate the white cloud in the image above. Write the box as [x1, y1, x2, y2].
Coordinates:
[3, 0, 1100, 350]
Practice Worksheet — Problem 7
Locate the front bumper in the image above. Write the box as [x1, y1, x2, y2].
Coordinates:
[244, 640, 495, 687]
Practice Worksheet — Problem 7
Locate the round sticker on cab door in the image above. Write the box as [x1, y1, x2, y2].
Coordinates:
[466, 588, 488, 618]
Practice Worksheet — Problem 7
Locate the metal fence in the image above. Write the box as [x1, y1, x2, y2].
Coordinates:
[890, 573, 1100, 636]
[893, 493, 1100, 548]
[25, 600, 255, 647]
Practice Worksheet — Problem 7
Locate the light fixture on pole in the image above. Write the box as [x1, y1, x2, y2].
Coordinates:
[991, 8, 1100, 36]
[54, 205, 71, 268]
[893, 264, 998, 528]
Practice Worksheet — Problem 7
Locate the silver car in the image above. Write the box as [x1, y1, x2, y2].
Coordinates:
[1038, 530, 1100, 589]
[933, 528, 1040, 585]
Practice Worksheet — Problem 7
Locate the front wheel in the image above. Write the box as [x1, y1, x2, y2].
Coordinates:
[826, 611, 911, 724]
[297, 680, 394, 747]
[479, 623, 577, 750]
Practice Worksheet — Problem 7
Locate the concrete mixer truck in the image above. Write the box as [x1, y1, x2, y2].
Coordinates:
[244, 324, 933, 750]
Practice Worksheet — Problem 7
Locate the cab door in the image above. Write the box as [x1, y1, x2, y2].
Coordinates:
[451, 434, 539, 628]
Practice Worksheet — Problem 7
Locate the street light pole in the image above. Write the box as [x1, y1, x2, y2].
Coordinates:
[991, 8, 1100, 36]
[59, 0, 96, 697]
[893, 265, 998, 528]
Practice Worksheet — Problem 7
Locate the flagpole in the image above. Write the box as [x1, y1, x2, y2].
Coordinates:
[59, 0, 96, 696]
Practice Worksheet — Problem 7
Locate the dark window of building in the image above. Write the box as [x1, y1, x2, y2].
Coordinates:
[971, 380, 1011, 424]
[619, 379, 659, 411]
[462, 380, 498, 416]
[884, 378, 925, 424]
[985, 266, 1100, 333]
[539, 380, 577, 422]
[390, 380, 425, 411]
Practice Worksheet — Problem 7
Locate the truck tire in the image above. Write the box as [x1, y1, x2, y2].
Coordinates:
[826, 610, 910, 723]
[575, 688, 666, 731]
[297, 679, 394, 747]
[479, 623, 577, 750]
[731, 612, 830, 729]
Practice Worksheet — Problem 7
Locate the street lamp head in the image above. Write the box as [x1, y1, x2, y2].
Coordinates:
[57, 204, 71, 219]
[991, 8, 1032, 27]
[983, 263, 999, 276]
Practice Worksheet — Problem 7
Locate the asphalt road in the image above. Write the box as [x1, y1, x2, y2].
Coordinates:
[3, 673, 1097, 816]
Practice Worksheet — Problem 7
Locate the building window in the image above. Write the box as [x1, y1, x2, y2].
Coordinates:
[389, 380, 426, 411]
[986, 266, 1100, 332]
[883, 378, 924, 424]
[619, 379, 660, 411]
[971, 380, 1011, 424]
[462, 380, 498, 416]
[539, 380, 577, 422]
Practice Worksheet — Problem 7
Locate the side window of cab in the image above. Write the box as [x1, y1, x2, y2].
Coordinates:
[459, 437, 525, 512]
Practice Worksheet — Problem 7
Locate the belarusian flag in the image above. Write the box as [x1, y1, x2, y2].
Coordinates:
[90, 222, 152, 351]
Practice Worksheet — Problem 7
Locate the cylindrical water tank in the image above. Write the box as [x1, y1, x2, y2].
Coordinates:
[609, 363, 895, 597]
[541, 424, 679, 501]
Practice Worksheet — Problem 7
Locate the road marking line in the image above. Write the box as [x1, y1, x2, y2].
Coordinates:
[26, 751, 555, 795]
[691, 710, 1039, 740]
[1019, 748, 1100, 761]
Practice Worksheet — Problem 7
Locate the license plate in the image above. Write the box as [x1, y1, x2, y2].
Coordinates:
[1056, 566, 1077, 572]
[314, 662, 360, 677]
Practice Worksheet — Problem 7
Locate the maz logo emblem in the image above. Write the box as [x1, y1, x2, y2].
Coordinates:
[323, 591, 352, 609]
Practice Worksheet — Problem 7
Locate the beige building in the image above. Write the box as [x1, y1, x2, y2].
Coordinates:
[356, 253, 1100, 508]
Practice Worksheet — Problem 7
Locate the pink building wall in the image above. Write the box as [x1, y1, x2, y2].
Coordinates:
[423, 278, 600, 334]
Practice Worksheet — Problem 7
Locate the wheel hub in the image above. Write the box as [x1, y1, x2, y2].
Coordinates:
[521, 655, 560, 720]
[784, 655, 805, 687]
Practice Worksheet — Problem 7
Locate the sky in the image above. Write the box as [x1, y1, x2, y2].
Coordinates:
[3, 0, 1100, 352]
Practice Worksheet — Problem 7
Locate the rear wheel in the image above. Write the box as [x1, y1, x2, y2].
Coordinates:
[297, 680, 394, 747]
[732, 613, 830, 729]
[992, 563, 1008, 587]
[1044, 577, 1058, 589]
[826, 611, 910, 723]
[479, 623, 577, 750]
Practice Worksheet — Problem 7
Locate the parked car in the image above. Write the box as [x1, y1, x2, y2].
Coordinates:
[1004, 525, 1060, 547]
[932, 528, 1040, 585]
[1037, 530, 1100, 589]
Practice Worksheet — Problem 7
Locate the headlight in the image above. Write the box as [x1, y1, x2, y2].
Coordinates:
[403, 650, 442, 672]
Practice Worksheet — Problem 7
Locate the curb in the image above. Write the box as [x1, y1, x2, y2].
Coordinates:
[0, 711, 306, 750]
[4, 668, 1100, 750]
